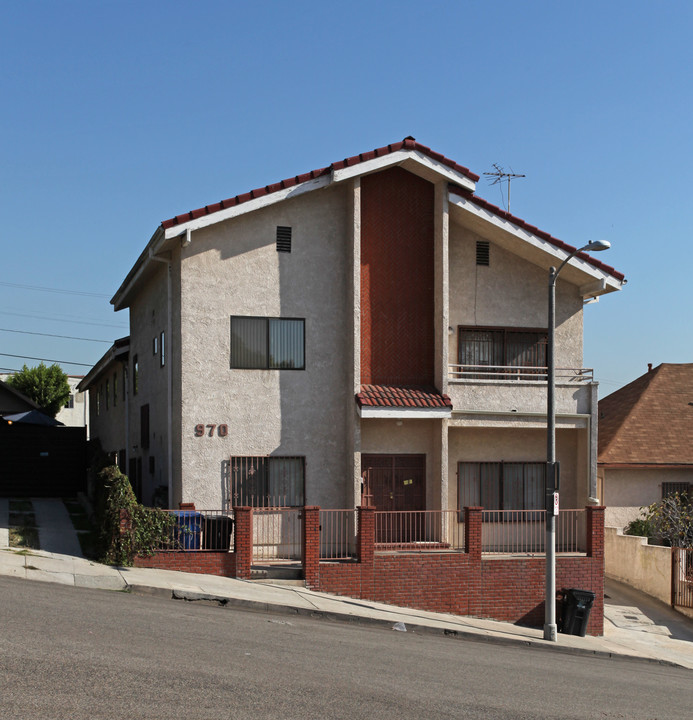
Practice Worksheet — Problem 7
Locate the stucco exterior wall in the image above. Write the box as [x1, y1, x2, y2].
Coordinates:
[447, 426, 582, 510]
[605, 527, 672, 605]
[128, 262, 171, 504]
[178, 184, 350, 509]
[602, 467, 693, 528]
[85, 362, 127, 458]
[448, 221, 583, 369]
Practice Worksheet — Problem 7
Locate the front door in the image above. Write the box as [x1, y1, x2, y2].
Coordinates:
[361, 454, 426, 543]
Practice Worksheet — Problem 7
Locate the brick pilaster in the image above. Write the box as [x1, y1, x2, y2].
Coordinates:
[465, 507, 482, 560]
[586, 505, 605, 559]
[302, 506, 321, 588]
[232, 506, 253, 579]
[357, 506, 375, 565]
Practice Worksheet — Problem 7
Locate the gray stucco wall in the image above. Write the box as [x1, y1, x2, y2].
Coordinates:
[178, 184, 351, 508]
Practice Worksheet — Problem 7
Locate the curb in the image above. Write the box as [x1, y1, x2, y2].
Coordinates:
[124, 585, 686, 670]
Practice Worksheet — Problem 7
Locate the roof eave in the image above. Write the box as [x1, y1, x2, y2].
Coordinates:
[111, 226, 165, 311]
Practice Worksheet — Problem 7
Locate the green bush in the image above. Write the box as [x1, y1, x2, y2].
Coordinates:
[624, 517, 653, 539]
[100, 466, 178, 565]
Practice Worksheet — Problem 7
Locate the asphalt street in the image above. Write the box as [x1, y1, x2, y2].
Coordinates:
[1, 575, 691, 720]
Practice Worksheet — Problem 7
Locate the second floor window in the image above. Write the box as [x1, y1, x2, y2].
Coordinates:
[230, 316, 305, 370]
[458, 326, 547, 377]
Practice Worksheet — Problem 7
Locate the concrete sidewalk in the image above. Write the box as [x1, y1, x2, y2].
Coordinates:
[1, 498, 692, 669]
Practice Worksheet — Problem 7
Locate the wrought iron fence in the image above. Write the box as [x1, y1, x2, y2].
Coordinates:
[481, 509, 585, 554]
[448, 365, 593, 383]
[149, 509, 235, 552]
[252, 507, 303, 562]
[373, 510, 465, 551]
[319, 509, 358, 560]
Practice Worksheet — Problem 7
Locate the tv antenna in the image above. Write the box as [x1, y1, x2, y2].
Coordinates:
[483, 164, 525, 213]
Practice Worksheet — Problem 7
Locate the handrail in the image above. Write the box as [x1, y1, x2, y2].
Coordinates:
[448, 365, 593, 383]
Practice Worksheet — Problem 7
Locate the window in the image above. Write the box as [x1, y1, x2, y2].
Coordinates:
[458, 326, 547, 378]
[133, 355, 139, 395]
[458, 461, 545, 515]
[140, 404, 150, 450]
[105, 379, 110, 410]
[160, 331, 165, 367]
[153, 336, 158, 355]
[276, 226, 292, 253]
[662, 482, 690, 499]
[230, 316, 305, 370]
[64, 394, 74, 409]
[113, 372, 117, 407]
[123, 365, 128, 401]
[230, 456, 304, 507]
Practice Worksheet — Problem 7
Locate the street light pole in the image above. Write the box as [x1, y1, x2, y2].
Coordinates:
[544, 239, 610, 642]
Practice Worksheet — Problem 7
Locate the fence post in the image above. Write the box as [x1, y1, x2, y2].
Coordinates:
[233, 506, 253, 579]
[586, 505, 605, 559]
[465, 506, 482, 560]
[302, 506, 320, 588]
[357, 506, 375, 565]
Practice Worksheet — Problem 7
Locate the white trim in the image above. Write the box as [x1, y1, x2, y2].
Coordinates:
[358, 406, 452, 419]
[448, 189, 623, 292]
[162, 175, 332, 239]
[332, 150, 476, 192]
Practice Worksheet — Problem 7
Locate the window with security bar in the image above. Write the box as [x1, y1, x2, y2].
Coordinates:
[230, 316, 305, 370]
[230, 456, 305, 507]
[458, 326, 547, 379]
[662, 482, 690, 500]
[458, 461, 545, 518]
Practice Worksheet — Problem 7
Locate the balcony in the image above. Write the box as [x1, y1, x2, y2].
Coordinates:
[447, 364, 595, 416]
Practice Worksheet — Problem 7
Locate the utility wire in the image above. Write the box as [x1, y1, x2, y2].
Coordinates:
[0, 328, 112, 343]
[0, 310, 126, 330]
[0, 352, 93, 368]
[0, 281, 110, 298]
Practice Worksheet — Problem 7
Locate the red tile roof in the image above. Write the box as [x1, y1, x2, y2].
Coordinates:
[357, 384, 452, 409]
[161, 137, 479, 231]
[598, 363, 693, 465]
[449, 185, 625, 282]
[159, 137, 625, 283]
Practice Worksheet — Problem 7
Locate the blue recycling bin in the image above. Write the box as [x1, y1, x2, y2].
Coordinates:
[174, 511, 204, 550]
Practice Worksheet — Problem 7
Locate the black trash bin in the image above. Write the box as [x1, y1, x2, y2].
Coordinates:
[561, 588, 596, 637]
[203, 514, 234, 551]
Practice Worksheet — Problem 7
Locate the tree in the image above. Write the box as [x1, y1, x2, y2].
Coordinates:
[626, 492, 693, 548]
[6, 362, 71, 418]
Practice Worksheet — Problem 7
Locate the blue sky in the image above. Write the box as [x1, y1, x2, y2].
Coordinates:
[1, 1, 691, 395]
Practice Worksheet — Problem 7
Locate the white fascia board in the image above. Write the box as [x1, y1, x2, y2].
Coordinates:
[449, 189, 622, 293]
[358, 406, 452, 419]
[332, 150, 477, 192]
[111, 226, 165, 310]
[162, 174, 332, 240]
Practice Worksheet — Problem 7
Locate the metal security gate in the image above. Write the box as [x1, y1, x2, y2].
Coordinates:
[672, 547, 693, 609]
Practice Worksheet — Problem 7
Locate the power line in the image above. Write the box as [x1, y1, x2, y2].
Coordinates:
[0, 310, 127, 330]
[0, 281, 110, 298]
[0, 328, 112, 343]
[0, 352, 93, 368]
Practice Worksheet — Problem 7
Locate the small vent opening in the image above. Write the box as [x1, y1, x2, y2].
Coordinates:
[476, 240, 490, 266]
[276, 226, 292, 253]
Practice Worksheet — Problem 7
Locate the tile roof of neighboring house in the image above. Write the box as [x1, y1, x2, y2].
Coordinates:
[158, 136, 624, 283]
[448, 185, 625, 282]
[356, 384, 453, 409]
[598, 363, 693, 465]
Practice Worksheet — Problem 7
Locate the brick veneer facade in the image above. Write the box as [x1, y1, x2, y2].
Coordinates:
[132, 504, 605, 635]
[304, 505, 605, 635]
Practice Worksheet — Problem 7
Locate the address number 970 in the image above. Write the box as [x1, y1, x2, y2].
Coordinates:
[194, 424, 228, 438]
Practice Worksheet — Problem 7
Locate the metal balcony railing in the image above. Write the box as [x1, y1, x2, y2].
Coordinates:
[448, 365, 594, 383]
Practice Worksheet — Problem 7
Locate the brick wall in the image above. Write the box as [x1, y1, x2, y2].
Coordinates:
[310, 506, 605, 635]
[134, 551, 235, 576]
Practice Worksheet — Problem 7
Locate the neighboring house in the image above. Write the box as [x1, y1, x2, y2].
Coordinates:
[0, 373, 88, 429]
[0, 379, 40, 418]
[598, 363, 693, 528]
[81, 137, 625, 517]
[56, 375, 89, 429]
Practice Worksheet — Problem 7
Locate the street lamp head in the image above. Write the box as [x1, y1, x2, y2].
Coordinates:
[581, 240, 610, 253]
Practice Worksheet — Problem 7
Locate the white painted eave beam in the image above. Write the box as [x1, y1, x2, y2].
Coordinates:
[358, 406, 452, 419]
[332, 150, 476, 192]
[449, 190, 623, 292]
